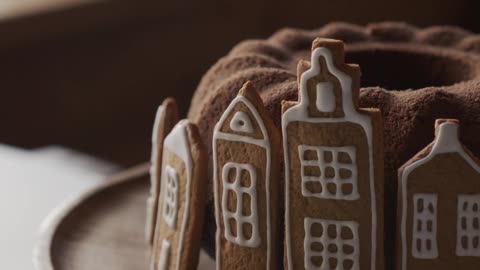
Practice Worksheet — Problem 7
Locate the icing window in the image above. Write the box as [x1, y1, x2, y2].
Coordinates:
[304, 218, 360, 270]
[315, 81, 335, 113]
[221, 162, 260, 247]
[457, 194, 480, 256]
[412, 193, 438, 259]
[298, 145, 359, 200]
[162, 165, 178, 229]
[230, 111, 254, 133]
[157, 239, 170, 270]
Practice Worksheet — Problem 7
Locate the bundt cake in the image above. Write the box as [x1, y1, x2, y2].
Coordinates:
[187, 22, 480, 266]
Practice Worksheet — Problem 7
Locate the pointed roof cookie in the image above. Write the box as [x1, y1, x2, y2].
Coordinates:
[150, 120, 208, 270]
[213, 81, 282, 270]
[146, 98, 179, 245]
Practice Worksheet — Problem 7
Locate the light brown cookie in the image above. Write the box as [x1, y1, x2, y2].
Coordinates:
[151, 120, 208, 270]
[282, 38, 384, 270]
[397, 119, 480, 270]
[213, 81, 282, 269]
[146, 98, 179, 245]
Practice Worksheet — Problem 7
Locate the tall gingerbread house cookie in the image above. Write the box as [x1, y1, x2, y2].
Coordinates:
[213, 81, 281, 270]
[397, 119, 480, 270]
[146, 98, 179, 245]
[282, 38, 384, 270]
[151, 120, 208, 270]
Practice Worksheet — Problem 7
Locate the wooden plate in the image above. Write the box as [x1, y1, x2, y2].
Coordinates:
[34, 163, 214, 270]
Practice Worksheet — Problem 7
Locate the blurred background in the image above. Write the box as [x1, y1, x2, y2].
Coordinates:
[1, 0, 479, 166]
[0, 0, 479, 269]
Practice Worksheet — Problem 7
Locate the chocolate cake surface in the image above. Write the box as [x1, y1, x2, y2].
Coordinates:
[187, 22, 480, 266]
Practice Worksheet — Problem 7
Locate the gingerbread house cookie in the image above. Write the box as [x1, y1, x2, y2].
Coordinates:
[397, 119, 480, 270]
[282, 38, 384, 270]
[213, 81, 281, 269]
[146, 98, 179, 245]
[151, 120, 208, 270]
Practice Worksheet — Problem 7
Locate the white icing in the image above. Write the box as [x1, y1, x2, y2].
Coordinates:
[230, 111, 254, 133]
[157, 120, 193, 270]
[158, 239, 171, 270]
[146, 105, 164, 242]
[282, 47, 377, 270]
[315, 81, 335, 113]
[304, 217, 360, 270]
[411, 193, 438, 259]
[162, 165, 179, 229]
[213, 95, 272, 269]
[456, 194, 480, 256]
[400, 121, 480, 270]
[299, 145, 359, 200]
[221, 162, 260, 247]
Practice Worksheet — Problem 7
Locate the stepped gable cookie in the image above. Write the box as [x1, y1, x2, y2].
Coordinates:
[151, 120, 208, 270]
[282, 38, 384, 270]
[397, 119, 480, 270]
[213, 81, 282, 270]
[146, 98, 179, 245]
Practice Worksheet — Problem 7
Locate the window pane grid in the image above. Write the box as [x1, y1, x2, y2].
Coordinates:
[221, 162, 260, 247]
[299, 145, 359, 200]
[162, 165, 178, 229]
[304, 218, 359, 270]
[457, 194, 480, 256]
[412, 193, 438, 259]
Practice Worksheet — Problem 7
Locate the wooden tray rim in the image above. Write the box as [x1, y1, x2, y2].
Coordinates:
[33, 163, 150, 270]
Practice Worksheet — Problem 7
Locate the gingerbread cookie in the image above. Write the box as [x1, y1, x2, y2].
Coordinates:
[282, 38, 384, 270]
[151, 120, 208, 270]
[146, 98, 179, 245]
[397, 119, 480, 270]
[213, 81, 282, 270]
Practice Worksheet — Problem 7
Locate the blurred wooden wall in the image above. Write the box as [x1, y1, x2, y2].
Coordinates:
[0, 0, 478, 166]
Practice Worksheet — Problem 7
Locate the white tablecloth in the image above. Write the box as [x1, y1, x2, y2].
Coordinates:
[0, 145, 117, 270]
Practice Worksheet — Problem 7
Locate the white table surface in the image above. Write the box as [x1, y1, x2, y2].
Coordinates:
[0, 0, 96, 20]
[0, 145, 117, 270]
